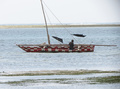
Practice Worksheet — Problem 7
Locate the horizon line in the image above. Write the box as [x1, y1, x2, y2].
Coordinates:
[0, 24, 120, 29]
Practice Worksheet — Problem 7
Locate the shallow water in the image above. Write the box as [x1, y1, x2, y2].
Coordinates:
[0, 27, 120, 88]
[0, 73, 120, 89]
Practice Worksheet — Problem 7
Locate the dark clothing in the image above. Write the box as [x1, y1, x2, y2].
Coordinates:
[69, 42, 74, 50]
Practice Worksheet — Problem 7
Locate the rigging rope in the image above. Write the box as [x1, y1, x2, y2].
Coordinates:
[43, 1, 79, 44]
[44, 9, 63, 44]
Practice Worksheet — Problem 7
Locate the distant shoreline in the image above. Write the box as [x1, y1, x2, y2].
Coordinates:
[0, 24, 120, 29]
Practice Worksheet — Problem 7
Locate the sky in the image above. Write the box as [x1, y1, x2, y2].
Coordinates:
[0, 0, 120, 24]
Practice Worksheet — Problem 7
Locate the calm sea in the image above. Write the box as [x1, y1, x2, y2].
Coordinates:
[0, 27, 120, 72]
[0, 27, 120, 89]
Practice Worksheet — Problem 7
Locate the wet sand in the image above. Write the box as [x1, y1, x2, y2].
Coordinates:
[0, 70, 119, 76]
[0, 70, 120, 87]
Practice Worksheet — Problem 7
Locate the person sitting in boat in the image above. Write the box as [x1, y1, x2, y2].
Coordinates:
[69, 40, 74, 50]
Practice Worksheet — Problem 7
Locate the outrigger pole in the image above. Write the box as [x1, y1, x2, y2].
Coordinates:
[40, 0, 50, 45]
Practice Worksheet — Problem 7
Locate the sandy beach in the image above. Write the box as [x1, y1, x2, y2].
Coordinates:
[0, 24, 120, 29]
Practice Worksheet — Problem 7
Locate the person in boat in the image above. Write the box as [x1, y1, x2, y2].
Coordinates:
[69, 40, 74, 50]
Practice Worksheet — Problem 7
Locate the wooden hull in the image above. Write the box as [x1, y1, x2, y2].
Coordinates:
[17, 44, 95, 53]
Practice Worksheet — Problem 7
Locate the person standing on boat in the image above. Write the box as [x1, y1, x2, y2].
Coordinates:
[69, 40, 74, 50]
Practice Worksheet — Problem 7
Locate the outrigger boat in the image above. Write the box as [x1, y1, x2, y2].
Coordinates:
[17, 0, 115, 53]
[17, 44, 95, 52]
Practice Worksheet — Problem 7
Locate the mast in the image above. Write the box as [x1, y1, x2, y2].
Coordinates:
[40, 0, 50, 45]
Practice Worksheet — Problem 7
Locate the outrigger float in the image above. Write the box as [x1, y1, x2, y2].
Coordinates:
[17, 0, 116, 53]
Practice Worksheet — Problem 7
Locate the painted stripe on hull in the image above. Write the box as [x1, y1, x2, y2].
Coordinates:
[18, 45, 95, 53]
